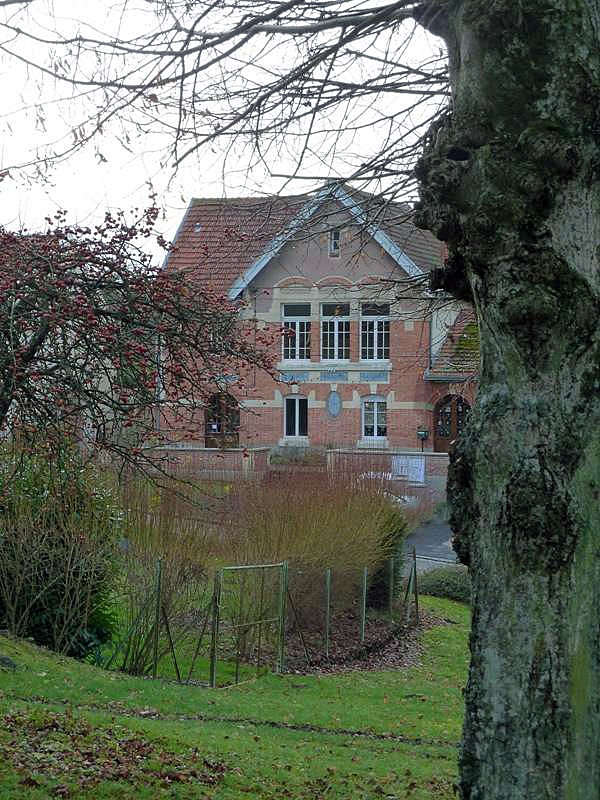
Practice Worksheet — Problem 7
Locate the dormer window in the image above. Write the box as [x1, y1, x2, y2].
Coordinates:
[328, 230, 341, 258]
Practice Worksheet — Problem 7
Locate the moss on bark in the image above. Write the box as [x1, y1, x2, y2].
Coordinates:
[414, 1, 600, 797]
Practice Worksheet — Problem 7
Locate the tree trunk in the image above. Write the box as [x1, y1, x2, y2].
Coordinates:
[414, 1, 600, 797]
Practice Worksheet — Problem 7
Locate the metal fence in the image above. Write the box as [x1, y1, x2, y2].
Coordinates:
[99, 550, 422, 686]
[209, 562, 288, 687]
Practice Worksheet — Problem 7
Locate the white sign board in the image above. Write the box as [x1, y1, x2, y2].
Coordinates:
[391, 455, 425, 484]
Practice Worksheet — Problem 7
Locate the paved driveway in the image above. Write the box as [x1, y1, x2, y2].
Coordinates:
[404, 514, 458, 573]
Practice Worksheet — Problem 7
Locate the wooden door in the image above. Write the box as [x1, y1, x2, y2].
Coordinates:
[204, 393, 240, 448]
[433, 395, 470, 453]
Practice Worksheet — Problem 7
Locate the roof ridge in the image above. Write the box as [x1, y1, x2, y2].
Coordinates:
[188, 191, 415, 209]
[190, 193, 313, 205]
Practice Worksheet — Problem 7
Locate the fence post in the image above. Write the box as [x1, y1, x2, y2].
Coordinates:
[152, 558, 162, 679]
[324, 567, 331, 659]
[276, 561, 288, 674]
[209, 569, 222, 689]
[388, 556, 394, 617]
[360, 566, 368, 644]
[256, 568, 266, 677]
[412, 546, 419, 625]
[403, 562, 413, 625]
[234, 572, 246, 685]
[161, 605, 181, 683]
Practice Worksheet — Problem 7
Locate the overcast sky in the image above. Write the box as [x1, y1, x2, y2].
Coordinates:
[0, 1, 442, 257]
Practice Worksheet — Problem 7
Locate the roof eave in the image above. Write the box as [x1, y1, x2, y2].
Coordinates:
[424, 370, 479, 382]
[227, 186, 333, 300]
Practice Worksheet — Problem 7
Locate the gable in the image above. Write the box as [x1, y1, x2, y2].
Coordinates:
[249, 199, 410, 292]
[228, 185, 435, 299]
[166, 184, 443, 298]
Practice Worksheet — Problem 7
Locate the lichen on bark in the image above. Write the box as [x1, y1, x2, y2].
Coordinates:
[413, 1, 600, 797]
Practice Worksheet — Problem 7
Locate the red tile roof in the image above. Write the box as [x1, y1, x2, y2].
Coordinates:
[165, 188, 444, 296]
[166, 195, 308, 296]
[346, 189, 445, 274]
[429, 308, 479, 378]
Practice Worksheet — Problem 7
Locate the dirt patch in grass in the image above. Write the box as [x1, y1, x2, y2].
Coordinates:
[284, 609, 445, 674]
[0, 708, 226, 797]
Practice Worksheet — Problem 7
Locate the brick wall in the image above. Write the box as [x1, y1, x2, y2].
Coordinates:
[327, 448, 449, 497]
[161, 310, 446, 451]
[149, 445, 270, 480]
[228, 312, 437, 450]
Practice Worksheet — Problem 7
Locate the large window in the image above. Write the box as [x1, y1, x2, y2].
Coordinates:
[321, 302, 350, 361]
[285, 396, 308, 437]
[361, 303, 390, 360]
[362, 397, 387, 439]
[282, 303, 311, 360]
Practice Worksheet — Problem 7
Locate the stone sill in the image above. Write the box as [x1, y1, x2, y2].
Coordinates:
[277, 361, 392, 371]
[278, 436, 310, 447]
[356, 438, 389, 449]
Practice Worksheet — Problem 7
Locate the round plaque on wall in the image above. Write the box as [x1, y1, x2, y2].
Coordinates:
[326, 391, 342, 418]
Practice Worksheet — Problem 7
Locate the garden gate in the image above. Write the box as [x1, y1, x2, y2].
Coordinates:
[209, 561, 288, 687]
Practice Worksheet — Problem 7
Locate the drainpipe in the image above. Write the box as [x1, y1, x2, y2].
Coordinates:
[251, 288, 258, 388]
[428, 314, 433, 370]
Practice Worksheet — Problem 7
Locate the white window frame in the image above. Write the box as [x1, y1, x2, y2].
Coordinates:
[282, 304, 311, 362]
[328, 230, 341, 257]
[361, 396, 387, 440]
[320, 303, 350, 362]
[360, 303, 390, 361]
[284, 395, 308, 438]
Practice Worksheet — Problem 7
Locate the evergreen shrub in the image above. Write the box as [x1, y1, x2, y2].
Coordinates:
[0, 449, 120, 657]
[417, 564, 471, 604]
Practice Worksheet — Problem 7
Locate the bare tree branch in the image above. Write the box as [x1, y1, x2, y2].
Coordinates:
[0, 1, 447, 207]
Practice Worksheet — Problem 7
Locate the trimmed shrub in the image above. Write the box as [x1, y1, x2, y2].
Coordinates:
[417, 564, 471, 604]
[0, 449, 120, 657]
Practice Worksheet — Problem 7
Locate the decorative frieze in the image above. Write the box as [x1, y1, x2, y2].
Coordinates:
[320, 370, 348, 382]
[280, 371, 310, 383]
[359, 371, 389, 382]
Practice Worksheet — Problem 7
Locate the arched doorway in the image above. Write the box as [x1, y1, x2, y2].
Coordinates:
[433, 395, 470, 453]
[204, 393, 240, 448]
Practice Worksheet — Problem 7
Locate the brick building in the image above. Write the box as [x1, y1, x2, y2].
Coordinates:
[163, 183, 477, 457]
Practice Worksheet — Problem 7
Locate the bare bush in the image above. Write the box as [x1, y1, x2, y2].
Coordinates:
[113, 477, 213, 675]
[0, 449, 119, 657]
[217, 472, 408, 629]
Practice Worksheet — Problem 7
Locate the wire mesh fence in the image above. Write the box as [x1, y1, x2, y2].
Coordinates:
[99, 550, 421, 686]
[208, 562, 288, 687]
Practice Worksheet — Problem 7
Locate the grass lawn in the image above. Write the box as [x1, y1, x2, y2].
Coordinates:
[0, 596, 469, 799]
